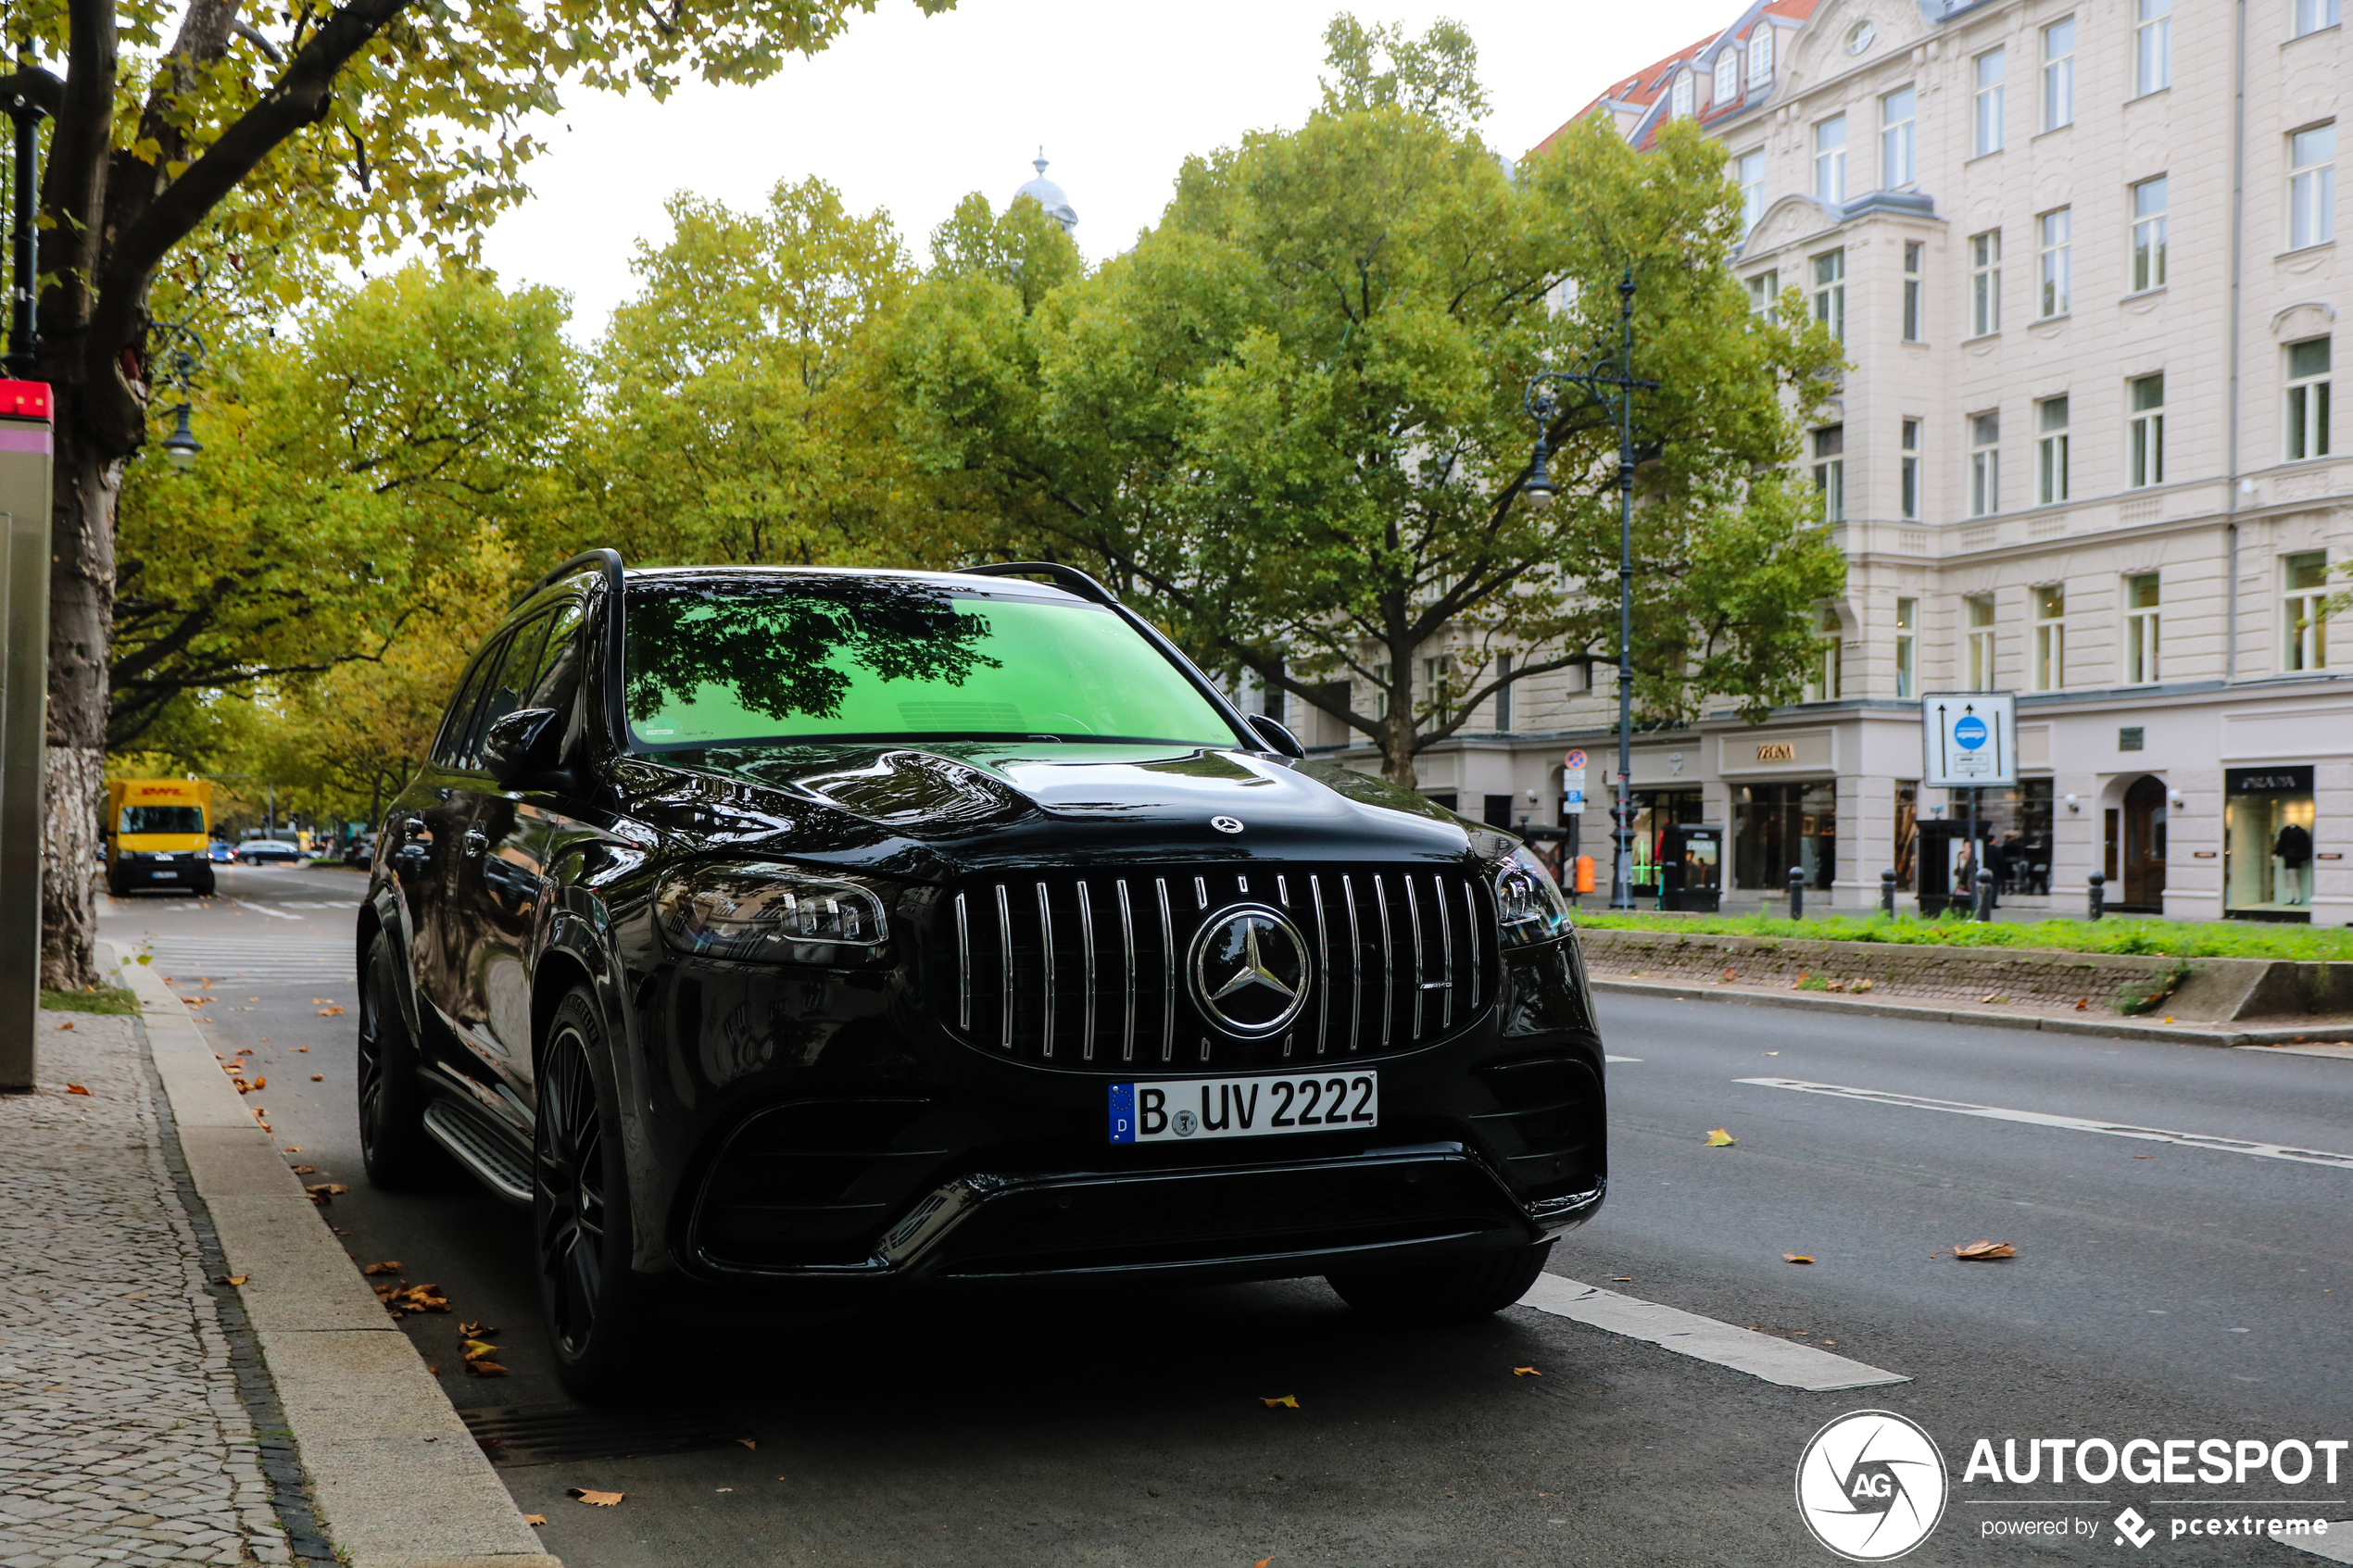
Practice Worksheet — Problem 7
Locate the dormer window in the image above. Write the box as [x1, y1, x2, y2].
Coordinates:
[1671, 70, 1694, 119]
[1748, 25, 1775, 88]
[1714, 50, 1739, 107]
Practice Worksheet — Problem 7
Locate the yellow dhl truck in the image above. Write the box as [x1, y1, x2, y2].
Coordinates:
[105, 778, 217, 897]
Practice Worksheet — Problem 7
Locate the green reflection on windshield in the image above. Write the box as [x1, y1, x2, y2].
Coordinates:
[623, 578, 1238, 749]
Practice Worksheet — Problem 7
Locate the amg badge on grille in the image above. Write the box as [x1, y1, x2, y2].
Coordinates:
[1187, 905, 1311, 1036]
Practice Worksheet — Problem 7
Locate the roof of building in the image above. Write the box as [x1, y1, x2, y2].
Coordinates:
[1013, 150, 1077, 232]
[1529, 0, 1818, 160]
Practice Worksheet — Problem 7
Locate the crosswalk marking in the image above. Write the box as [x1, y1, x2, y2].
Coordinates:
[1518, 1273, 1908, 1391]
[143, 935, 351, 985]
[1736, 1077, 2353, 1173]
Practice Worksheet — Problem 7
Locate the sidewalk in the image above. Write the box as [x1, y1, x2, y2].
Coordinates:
[0, 1010, 308, 1566]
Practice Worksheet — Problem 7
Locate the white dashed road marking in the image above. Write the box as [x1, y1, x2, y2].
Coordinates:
[1518, 1273, 1909, 1392]
[229, 897, 305, 922]
[1736, 1077, 2353, 1173]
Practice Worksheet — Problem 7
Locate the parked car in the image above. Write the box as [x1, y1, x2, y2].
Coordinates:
[234, 838, 305, 864]
[342, 832, 378, 867]
[359, 551, 1606, 1399]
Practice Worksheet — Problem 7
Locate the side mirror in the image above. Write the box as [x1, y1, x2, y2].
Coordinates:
[1245, 714, 1305, 758]
[483, 708, 564, 788]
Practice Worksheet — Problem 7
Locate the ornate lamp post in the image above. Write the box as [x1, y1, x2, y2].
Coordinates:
[1518, 269, 1658, 912]
[151, 323, 205, 471]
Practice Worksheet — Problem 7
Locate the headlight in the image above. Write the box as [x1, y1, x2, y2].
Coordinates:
[655, 862, 893, 966]
[1493, 845, 1573, 948]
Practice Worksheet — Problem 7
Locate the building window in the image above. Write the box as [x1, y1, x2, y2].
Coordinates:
[2286, 336, 2333, 460]
[2033, 583, 2066, 691]
[1895, 597, 1917, 698]
[1815, 114, 1847, 206]
[1714, 49, 1740, 107]
[2124, 573, 2161, 684]
[2135, 0, 2171, 94]
[1812, 424, 1845, 521]
[2284, 553, 2331, 671]
[2042, 18, 2075, 132]
[1969, 410, 2000, 516]
[2225, 765, 2316, 916]
[1967, 595, 1996, 689]
[1737, 148, 1766, 232]
[2290, 124, 2336, 250]
[1812, 248, 1845, 340]
[2131, 176, 2169, 292]
[1372, 661, 1390, 719]
[1974, 47, 2007, 157]
[2295, 0, 2340, 37]
[1902, 242, 1923, 340]
[2037, 207, 2071, 318]
[1969, 230, 2001, 336]
[1881, 86, 1916, 188]
[2128, 373, 2165, 488]
[2037, 395, 2070, 504]
[1807, 607, 1843, 701]
[1749, 24, 1775, 88]
[1746, 268, 1780, 316]
[1492, 651, 1515, 730]
[1901, 418, 1921, 519]
[1671, 70, 1694, 120]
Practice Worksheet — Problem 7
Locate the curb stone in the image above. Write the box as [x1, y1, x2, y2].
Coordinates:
[109, 940, 563, 1568]
[1589, 975, 2353, 1050]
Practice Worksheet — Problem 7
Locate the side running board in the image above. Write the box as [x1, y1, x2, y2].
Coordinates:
[422, 1101, 535, 1207]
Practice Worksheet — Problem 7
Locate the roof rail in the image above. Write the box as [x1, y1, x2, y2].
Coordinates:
[952, 559, 1119, 606]
[514, 547, 624, 608]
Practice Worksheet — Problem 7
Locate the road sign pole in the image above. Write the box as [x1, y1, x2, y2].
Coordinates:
[0, 381, 52, 1091]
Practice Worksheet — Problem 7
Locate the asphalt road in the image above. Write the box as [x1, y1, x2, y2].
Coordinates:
[102, 868, 2353, 1567]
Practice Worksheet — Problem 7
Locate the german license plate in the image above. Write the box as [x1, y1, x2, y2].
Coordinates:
[1108, 1071, 1378, 1145]
[150, 871, 178, 880]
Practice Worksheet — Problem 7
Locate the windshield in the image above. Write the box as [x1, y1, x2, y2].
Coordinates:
[622, 576, 1240, 750]
[120, 806, 204, 834]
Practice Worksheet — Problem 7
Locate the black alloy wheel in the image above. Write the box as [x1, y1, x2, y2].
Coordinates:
[356, 932, 447, 1188]
[534, 989, 651, 1399]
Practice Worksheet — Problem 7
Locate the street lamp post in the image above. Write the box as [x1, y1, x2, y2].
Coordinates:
[1518, 270, 1659, 912]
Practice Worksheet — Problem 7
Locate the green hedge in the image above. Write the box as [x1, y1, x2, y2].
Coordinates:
[1568, 909, 2353, 961]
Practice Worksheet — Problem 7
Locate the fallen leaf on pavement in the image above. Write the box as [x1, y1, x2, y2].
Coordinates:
[1512, 1366, 1541, 1377]
[1261, 1396, 1299, 1409]
[213, 1274, 247, 1286]
[2133, 1154, 2152, 1159]
[462, 1339, 500, 1361]
[567, 1488, 623, 1506]
[361, 1260, 402, 1275]
[1257, 1559, 1274, 1568]
[290, 1165, 316, 1174]
[1783, 1253, 1815, 1264]
[736, 1438, 757, 1449]
[310, 1074, 322, 1082]
[1721, 968, 1737, 982]
[56, 1022, 73, 1031]
[307, 1184, 348, 1206]
[2075, 997, 2089, 1010]
[459, 1321, 497, 1337]
[283, 1147, 301, 1153]
[295, 1046, 308, 1052]
[1611, 1276, 1632, 1283]
[1705, 1128, 1736, 1147]
[1953, 1240, 2016, 1261]
[66, 1084, 90, 1095]
[523, 1515, 547, 1527]
[466, 1361, 509, 1377]
[317, 1007, 345, 1017]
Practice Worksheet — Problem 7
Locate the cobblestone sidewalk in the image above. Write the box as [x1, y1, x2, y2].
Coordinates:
[0, 1012, 291, 1567]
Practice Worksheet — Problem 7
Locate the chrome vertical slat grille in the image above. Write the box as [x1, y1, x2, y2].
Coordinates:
[940, 862, 1500, 1072]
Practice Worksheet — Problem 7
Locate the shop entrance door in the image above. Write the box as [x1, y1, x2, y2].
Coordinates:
[2120, 774, 2168, 909]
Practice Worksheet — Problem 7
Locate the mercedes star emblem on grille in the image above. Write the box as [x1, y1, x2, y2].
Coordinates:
[1187, 904, 1311, 1037]
[1210, 815, 1244, 834]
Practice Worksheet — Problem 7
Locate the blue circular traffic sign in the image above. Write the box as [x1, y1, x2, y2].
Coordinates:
[1954, 715, 1989, 749]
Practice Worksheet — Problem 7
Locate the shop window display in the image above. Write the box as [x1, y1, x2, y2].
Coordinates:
[2225, 766, 2316, 920]
[1944, 780, 2055, 894]
[1735, 781, 1837, 891]
[1630, 790, 1705, 897]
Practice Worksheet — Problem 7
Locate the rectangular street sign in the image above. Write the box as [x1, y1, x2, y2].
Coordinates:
[1921, 692, 2018, 787]
[1564, 788, 1586, 815]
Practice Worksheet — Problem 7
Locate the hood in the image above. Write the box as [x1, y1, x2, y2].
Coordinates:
[617, 741, 1505, 875]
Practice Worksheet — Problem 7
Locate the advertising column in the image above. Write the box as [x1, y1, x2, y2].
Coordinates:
[0, 380, 52, 1089]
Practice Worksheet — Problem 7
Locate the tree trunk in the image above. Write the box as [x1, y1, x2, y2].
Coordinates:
[1380, 684, 1418, 790]
[39, 416, 120, 993]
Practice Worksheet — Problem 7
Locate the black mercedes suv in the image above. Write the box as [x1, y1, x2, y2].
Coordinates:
[359, 551, 1606, 1396]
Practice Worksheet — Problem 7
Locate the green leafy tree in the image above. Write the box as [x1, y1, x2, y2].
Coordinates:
[887, 18, 1846, 787]
[8, 0, 952, 986]
[111, 264, 578, 756]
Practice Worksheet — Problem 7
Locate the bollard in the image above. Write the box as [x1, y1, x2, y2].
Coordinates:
[1880, 868, 1897, 919]
[1788, 866, 1805, 922]
[2087, 870, 2105, 922]
[1975, 868, 1994, 922]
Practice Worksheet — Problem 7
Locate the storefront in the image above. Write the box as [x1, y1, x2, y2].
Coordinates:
[1629, 788, 1705, 896]
[2224, 766, 2316, 921]
[1733, 780, 1837, 891]
[1943, 780, 2055, 894]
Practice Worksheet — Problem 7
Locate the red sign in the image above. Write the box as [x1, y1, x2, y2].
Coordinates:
[0, 381, 53, 421]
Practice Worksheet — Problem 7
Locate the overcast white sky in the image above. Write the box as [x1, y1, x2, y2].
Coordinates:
[477, 0, 1733, 340]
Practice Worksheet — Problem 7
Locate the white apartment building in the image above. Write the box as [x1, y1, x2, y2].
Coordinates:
[1291, 0, 2347, 924]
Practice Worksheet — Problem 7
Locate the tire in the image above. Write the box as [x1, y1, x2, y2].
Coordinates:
[1327, 1240, 1555, 1325]
[106, 869, 127, 898]
[535, 988, 656, 1402]
[192, 872, 216, 897]
[356, 933, 449, 1188]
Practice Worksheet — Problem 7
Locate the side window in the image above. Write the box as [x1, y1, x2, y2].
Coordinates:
[523, 600, 587, 711]
[431, 644, 505, 770]
[459, 614, 554, 771]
